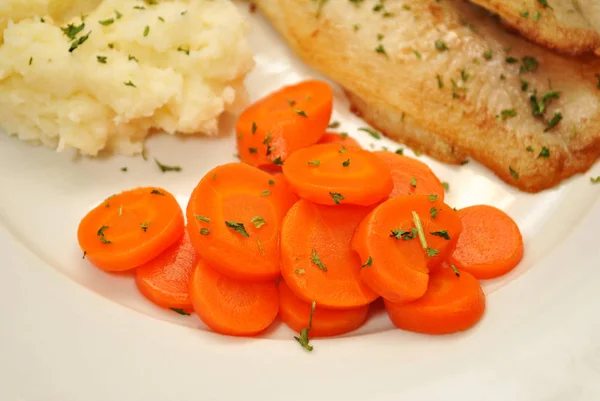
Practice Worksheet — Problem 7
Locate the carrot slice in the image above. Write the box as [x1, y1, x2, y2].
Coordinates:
[78, 187, 185, 272]
[280, 199, 379, 309]
[351, 195, 462, 303]
[282, 143, 393, 206]
[186, 163, 289, 281]
[236, 80, 332, 167]
[270, 172, 299, 213]
[384, 267, 485, 334]
[448, 205, 524, 279]
[278, 280, 369, 338]
[189, 259, 279, 336]
[317, 132, 362, 149]
[374, 151, 445, 201]
[135, 231, 197, 312]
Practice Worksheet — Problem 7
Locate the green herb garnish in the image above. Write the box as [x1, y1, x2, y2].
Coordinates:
[311, 249, 327, 272]
[294, 301, 316, 351]
[251, 216, 267, 228]
[154, 158, 181, 172]
[225, 221, 249, 238]
[329, 192, 345, 204]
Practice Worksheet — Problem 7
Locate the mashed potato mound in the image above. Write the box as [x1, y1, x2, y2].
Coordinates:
[0, 0, 254, 155]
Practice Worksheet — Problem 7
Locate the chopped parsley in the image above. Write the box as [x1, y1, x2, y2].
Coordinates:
[150, 189, 165, 196]
[268, 179, 275, 186]
[154, 158, 181, 172]
[430, 207, 438, 219]
[140, 222, 151, 232]
[177, 46, 190, 55]
[537, 0, 551, 8]
[143, 26, 150, 37]
[450, 265, 461, 277]
[526, 146, 535, 152]
[410, 177, 417, 188]
[310, 249, 327, 272]
[429, 194, 438, 202]
[505, 56, 518, 64]
[195, 215, 211, 223]
[170, 308, 190, 316]
[590, 177, 600, 184]
[358, 127, 381, 139]
[413, 49, 422, 59]
[61, 23, 86, 40]
[430, 230, 450, 240]
[251, 216, 267, 229]
[500, 109, 517, 120]
[225, 221, 250, 238]
[251, 122, 257, 135]
[272, 157, 284, 165]
[442, 182, 449, 192]
[99, 18, 114, 26]
[124, 81, 137, 88]
[521, 79, 529, 91]
[483, 50, 492, 60]
[294, 300, 316, 352]
[396, 148, 404, 155]
[97, 55, 107, 64]
[307, 160, 320, 166]
[260, 190, 271, 197]
[328, 121, 340, 129]
[375, 44, 388, 57]
[294, 109, 308, 117]
[538, 146, 550, 158]
[200, 228, 211, 235]
[519, 56, 539, 74]
[361, 256, 373, 268]
[342, 159, 350, 167]
[544, 112, 562, 132]
[249, 147, 258, 154]
[509, 166, 519, 180]
[329, 192, 345, 204]
[533, 11, 541, 21]
[436, 74, 444, 89]
[69, 31, 91, 52]
[434, 39, 449, 51]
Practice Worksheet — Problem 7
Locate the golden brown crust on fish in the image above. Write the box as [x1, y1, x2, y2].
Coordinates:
[469, 0, 600, 56]
[255, 0, 600, 192]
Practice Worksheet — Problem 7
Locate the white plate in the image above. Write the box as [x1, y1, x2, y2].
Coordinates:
[1, 5, 600, 401]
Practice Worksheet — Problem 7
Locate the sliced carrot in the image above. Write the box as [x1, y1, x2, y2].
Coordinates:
[351, 195, 462, 303]
[280, 199, 379, 309]
[384, 267, 485, 334]
[374, 151, 445, 201]
[270, 172, 299, 213]
[186, 163, 289, 281]
[135, 231, 198, 312]
[278, 280, 369, 338]
[78, 187, 185, 272]
[236, 80, 332, 167]
[317, 132, 362, 149]
[189, 259, 279, 336]
[448, 205, 524, 279]
[282, 143, 393, 206]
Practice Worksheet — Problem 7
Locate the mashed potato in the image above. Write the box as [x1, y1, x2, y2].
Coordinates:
[0, 0, 254, 155]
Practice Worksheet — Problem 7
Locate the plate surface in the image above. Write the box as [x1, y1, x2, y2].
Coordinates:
[1, 4, 600, 401]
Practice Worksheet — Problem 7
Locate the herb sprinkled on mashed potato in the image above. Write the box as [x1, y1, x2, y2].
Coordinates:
[0, 0, 254, 156]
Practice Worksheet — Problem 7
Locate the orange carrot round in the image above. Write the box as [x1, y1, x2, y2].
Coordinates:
[448, 205, 524, 279]
[280, 199, 379, 309]
[384, 267, 485, 334]
[318, 132, 362, 149]
[282, 143, 393, 206]
[186, 163, 290, 282]
[270, 172, 299, 213]
[236, 80, 332, 167]
[351, 195, 462, 303]
[374, 151, 445, 201]
[189, 259, 279, 336]
[78, 187, 185, 272]
[278, 280, 369, 338]
[135, 231, 197, 312]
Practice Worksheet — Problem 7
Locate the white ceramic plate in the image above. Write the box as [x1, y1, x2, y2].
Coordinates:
[1, 5, 600, 401]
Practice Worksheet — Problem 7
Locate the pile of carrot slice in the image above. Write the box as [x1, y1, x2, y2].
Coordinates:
[78, 80, 524, 350]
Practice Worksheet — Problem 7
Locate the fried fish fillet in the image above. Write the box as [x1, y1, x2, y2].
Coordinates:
[254, 0, 600, 192]
[467, 0, 600, 56]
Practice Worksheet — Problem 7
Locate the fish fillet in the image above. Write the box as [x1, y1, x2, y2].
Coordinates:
[254, 0, 600, 192]
[467, 0, 600, 56]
